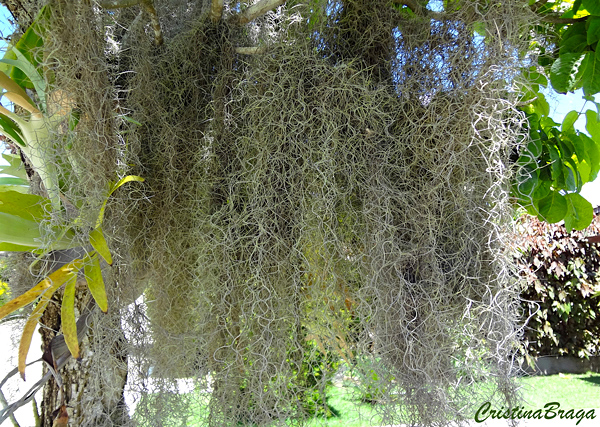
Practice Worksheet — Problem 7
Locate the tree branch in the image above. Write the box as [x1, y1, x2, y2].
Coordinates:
[98, 0, 140, 8]
[99, 0, 163, 45]
[539, 14, 588, 24]
[235, 46, 267, 54]
[210, 0, 224, 23]
[0, 0, 35, 28]
[233, 0, 287, 25]
[530, 0, 549, 14]
[140, 0, 163, 45]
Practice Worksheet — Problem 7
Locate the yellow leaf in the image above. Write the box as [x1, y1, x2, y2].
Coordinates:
[84, 254, 108, 313]
[60, 274, 79, 359]
[0, 70, 40, 116]
[108, 175, 145, 198]
[19, 294, 51, 380]
[0, 259, 82, 321]
[89, 227, 112, 266]
[18, 259, 82, 380]
[96, 175, 144, 228]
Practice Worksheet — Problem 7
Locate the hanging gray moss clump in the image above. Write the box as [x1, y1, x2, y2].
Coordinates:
[25, 0, 533, 425]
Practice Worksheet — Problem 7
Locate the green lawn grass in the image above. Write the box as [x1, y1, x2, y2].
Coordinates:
[303, 373, 600, 427]
[138, 372, 600, 426]
[517, 372, 600, 409]
[304, 387, 383, 427]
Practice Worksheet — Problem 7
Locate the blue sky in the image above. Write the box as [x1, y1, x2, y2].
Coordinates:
[544, 88, 600, 207]
[0, 5, 12, 40]
[0, 5, 13, 108]
[0, 5, 12, 54]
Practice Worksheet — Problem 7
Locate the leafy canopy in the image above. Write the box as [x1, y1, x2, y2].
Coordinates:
[513, 0, 600, 230]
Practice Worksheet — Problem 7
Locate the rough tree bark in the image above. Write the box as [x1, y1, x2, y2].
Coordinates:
[37, 274, 129, 427]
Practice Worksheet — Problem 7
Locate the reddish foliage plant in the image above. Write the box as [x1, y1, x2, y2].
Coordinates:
[516, 210, 600, 358]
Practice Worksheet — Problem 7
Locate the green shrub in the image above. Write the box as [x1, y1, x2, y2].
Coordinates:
[296, 339, 340, 418]
[351, 357, 395, 405]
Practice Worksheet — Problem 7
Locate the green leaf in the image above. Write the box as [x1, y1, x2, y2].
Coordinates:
[0, 242, 38, 251]
[0, 48, 46, 112]
[560, 33, 588, 56]
[68, 109, 81, 131]
[584, 110, 600, 181]
[540, 115, 560, 129]
[569, 133, 587, 161]
[533, 179, 551, 200]
[550, 53, 587, 93]
[84, 254, 108, 313]
[0, 113, 26, 147]
[526, 138, 543, 158]
[566, 133, 593, 184]
[0, 185, 28, 194]
[562, 110, 579, 133]
[61, 273, 80, 358]
[0, 211, 45, 248]
[579, 51, 600, 95]
[0, 5, 48, 90]
[561, 21, 587, 46]
[558, 137, 575, 160]
[522, 67, 548, 88]
[122, 115, 141, 126]
[580, 133, 600, 181]
[0, 191, 77, 250]
[516, 163, 539, 197]
[0, 153, 28, 180]
[525, 92, 550, 117]
[96, 175, 144, 228]
[562, 160, 579, 191]
[108, 175, 145, 198]
[577, 157, 592, 183]
[582, 0, 600, 15]
[564, 192, 594, 231]
[89, 227, 113, 266]
[537, 192, 568, 223]
[19, 297, 51, 380]
[0, 177, 28, 186]
[548, 144, 565, 188]
[0, 190, 49, 222]
[586, 108, 600, 138]
[587, 16, 600, 45]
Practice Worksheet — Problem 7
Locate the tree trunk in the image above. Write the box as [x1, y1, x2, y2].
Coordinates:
[36, 254, 129, 427]
[38, 293, 129, 427]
